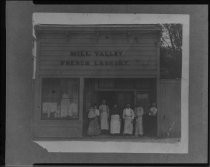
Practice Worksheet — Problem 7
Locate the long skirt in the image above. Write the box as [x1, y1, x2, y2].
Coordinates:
[143, 115, 149, 136]
[123, 117, 133, 135]
[135, 117, 143, 136]
[110, 115, 121, 134]
[87, 117, 100, 136]
[100, 111, 109, 130]
[147, 116, 157, 137]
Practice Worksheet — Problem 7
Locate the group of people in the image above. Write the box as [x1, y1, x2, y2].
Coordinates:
[87, 99, 158, 137]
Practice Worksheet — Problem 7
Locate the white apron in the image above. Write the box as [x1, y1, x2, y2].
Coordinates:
[124, 117, 133, 134]
[100, 111, 109, 130]
[110, 115, 121, 134]
[135, 117, 143, 135]
[123, 108, 134, 134]
[99, 105, 109, 130]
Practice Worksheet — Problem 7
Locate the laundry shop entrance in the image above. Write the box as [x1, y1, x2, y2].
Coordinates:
[33, 24, 162, 139]
[83, 78, 157, 137]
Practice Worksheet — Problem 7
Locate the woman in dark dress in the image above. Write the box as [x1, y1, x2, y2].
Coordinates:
[147, 102, 158, 137]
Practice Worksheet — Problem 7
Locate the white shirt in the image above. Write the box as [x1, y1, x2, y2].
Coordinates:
[123, 108, 134, 120]
[149, 106, 158, 116]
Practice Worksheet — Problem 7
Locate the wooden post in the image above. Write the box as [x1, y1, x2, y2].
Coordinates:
[156, 33, 161, 137]
[79, 77, 84, 136]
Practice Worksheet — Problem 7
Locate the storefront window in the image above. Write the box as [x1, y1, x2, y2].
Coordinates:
[41, 78, 79, 120]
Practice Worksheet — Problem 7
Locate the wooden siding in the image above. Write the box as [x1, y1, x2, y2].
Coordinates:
[159, 79, 181, 138]
[37, 30, 158, 77]
[34, 26, 160, 138]
[33, 123, 82, 138]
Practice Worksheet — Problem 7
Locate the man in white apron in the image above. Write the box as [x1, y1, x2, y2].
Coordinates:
[99, 99, 109, 134]
[123, 104, 135, 135]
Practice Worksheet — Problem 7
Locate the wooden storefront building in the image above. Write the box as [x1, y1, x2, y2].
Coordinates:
[33, 24, 181, 139]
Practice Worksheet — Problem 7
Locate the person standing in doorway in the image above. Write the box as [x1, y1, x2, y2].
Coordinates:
[123, 104, 135, 135]
[110, 104, 121, 135]
[99, 99, 109, 134]
[148, 102, 158, 137]
[134, 105, 144, 136]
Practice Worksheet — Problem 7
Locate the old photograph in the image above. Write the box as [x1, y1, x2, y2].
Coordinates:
[6, 3, 208, 165]
[31, 13, 189, 153]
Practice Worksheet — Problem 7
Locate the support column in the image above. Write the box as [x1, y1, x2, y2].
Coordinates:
[79, 77, 84, 136]
[156, 36, 161, 137]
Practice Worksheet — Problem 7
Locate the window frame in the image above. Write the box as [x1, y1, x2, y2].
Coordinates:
[40, 77, 80, 121]
[33, 75, 82, 126]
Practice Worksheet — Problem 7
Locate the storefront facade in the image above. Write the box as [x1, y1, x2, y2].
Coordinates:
[33, 24, 180, 139]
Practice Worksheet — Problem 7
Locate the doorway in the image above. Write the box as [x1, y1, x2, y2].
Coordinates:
[83, 78, 157, 137]
[135, 91, 157, 137]
[96, 91, 134, 112]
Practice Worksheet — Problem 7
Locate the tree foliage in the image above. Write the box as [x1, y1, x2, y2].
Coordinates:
[160, 24, 182, 79]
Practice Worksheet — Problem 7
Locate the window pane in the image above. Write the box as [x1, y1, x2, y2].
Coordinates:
[41, 78, 79, 120]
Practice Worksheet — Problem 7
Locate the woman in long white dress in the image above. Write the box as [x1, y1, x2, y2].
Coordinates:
[110, 104, 121, 135]
[99, 99, 109, 134]
[135, 106, 144, 136]
[123, 104, 135, 135]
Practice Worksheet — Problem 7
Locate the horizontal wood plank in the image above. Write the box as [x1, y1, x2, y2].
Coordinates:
[40, 45, 157, 51]
[40, 38, 157, 44]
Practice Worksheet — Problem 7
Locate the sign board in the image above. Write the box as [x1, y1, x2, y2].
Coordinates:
[37, 28, 159, 76]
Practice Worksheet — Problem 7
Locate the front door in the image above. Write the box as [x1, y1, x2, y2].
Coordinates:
[117, 91, 134, 110]
[96, 91, 134, 109]
[135, 92, 150, 111]
[96, 91, 116, 107]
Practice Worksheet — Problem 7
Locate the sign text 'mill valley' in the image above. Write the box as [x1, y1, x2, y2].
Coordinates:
[69, 50, 123, 57]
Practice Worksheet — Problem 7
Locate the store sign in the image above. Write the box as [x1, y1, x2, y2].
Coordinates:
[60, 50, 129, 66]
[69, 50, 123, 57]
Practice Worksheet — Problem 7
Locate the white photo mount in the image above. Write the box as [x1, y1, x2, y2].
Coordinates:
[32, 13, 189, 154]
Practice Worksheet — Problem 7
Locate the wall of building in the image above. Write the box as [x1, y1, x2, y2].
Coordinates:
[33, 27, 159, 138]
[159, 79, 181, 138]
[6, 2, 208, 165]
